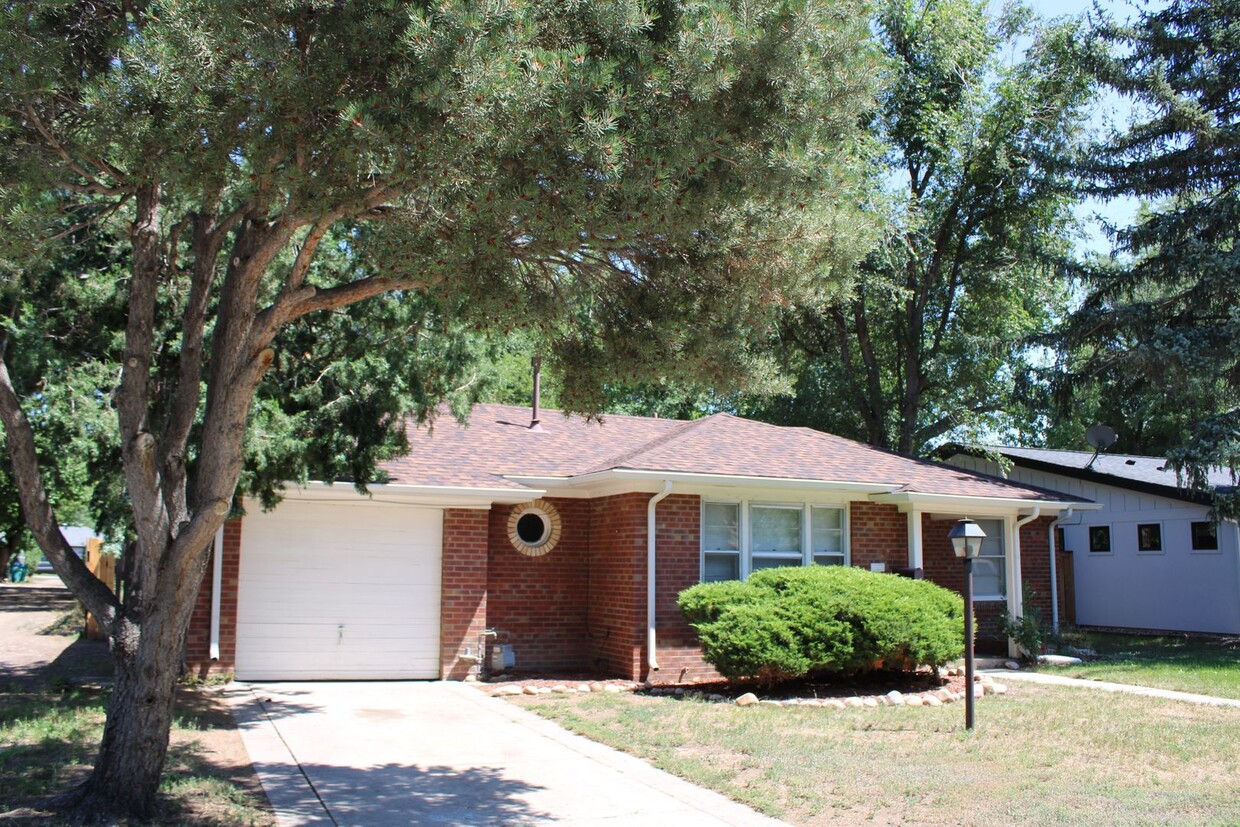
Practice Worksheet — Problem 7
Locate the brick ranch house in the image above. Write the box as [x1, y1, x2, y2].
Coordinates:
[186, 403, 1091, 682]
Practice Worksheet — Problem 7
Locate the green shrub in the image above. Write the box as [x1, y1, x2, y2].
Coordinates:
[678, 566, 964, 684]
[998, 586, 1048, 661]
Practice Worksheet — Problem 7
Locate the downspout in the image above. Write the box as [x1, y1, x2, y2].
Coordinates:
[647, 481, 673, 674]
[209, 526, 224, 662]
[1048, 507, 1073, 634]
[1010, 508, 1041, 658]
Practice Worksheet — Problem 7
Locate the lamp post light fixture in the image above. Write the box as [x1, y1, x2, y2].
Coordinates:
[948, 517, 986, 731]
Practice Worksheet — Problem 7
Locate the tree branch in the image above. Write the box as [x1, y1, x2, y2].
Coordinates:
[0, 357, 120, 631]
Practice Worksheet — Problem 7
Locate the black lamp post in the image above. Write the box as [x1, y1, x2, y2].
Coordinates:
[948, 518, 986, 731]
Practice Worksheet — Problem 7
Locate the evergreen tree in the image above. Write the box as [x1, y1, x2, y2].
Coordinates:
[0, 0, 877, 817]
[1059, 0, 1240, 509]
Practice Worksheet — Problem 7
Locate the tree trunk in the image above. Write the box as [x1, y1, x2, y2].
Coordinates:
[63, 540, 212, 821]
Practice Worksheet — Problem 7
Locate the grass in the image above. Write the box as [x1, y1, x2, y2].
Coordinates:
[0, 683, 272, 825]
[513, 684, 1240, 826]
[1043, 631, 1240, 699]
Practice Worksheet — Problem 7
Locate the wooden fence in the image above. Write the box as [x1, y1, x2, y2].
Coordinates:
[84, 537, 115, 640]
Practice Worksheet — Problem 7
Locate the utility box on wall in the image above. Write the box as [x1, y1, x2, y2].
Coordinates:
[488, 643, 515, 673]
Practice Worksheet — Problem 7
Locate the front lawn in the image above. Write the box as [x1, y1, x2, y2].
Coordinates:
[1045, 631, 1240, 700]
[0, 683, 273, 825]
[513, 684, 1240, 826]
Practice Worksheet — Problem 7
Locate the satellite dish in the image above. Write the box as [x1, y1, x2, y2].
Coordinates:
[1085, 425, 1118, 452]
[1085, 424, 1117, 468]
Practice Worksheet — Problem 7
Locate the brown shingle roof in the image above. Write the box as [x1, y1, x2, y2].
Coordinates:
[379, 403, 1076, 503]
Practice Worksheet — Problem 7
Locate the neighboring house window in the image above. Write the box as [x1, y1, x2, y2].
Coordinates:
[1191, 521, 1219, 551]
[701, 501, 848, 581]
[702, 502, 741, 582]
[1088, 525, 1112, 553]
[1137, 523, 1163, 552]
[972, 518, 1006, 600]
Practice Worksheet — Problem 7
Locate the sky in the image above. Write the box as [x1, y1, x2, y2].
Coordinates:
[1021, 0, 1164, 254]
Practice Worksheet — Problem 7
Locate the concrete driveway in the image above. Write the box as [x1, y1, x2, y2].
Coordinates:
[228, 681, 788, 827]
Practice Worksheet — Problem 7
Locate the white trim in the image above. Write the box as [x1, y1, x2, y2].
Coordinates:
[870, 491, 1093, 512]
[907, 509, 923, 570]
[277, 480, 542, 507]
[701, 498, 850, 581]
[1136, 521, 1166, 554]
[506, 469, 901, 496]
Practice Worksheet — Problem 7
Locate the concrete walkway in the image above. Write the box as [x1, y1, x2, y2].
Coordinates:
[227, 681, 789, 827]
[980, 669, 1240, 709]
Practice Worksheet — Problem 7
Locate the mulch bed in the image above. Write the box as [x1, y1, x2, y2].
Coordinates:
[478, 667, 990, 705]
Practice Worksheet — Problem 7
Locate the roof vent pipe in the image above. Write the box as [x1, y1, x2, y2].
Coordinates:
[530, 356, 543, 431]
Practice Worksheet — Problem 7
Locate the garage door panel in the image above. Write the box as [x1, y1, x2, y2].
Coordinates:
[236, 500, 442, 680]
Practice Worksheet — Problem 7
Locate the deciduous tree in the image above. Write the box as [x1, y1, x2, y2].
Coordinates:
[749, 0, 1091, 455]
[0, 0, 876, 817]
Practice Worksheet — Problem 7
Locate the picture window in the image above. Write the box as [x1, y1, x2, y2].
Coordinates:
[702, 501, 848, 581]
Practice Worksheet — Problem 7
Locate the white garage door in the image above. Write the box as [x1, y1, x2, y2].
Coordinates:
[236, 499, 442, 680]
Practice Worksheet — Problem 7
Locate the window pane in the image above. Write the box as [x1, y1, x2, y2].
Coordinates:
[812, 507, 843, 554]
[1192, 521, 1218, 551]
[813, 554, 845, 566]
[975, 519, 1004, 558]
[751, 555, 800, 571]
[972, 557, 1005, 597]
[1089, 525, 1111, 553]
[703, 503, 739, 551]
[751, 507, 801, 553]
[1137, 523, 1162, 552]
[703, 553, 739, 582]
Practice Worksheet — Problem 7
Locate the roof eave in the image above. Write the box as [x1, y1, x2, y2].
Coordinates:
[869, 490, 1099, 513]
[275, 480, 543, 507]
[504, 468, 904, 495]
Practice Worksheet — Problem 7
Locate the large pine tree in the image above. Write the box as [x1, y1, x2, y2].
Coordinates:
[1061, 0, 1240, 508]
[0, 0, 877, 818]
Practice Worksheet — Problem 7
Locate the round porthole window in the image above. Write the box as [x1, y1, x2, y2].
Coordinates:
[507, 499, 562, 557]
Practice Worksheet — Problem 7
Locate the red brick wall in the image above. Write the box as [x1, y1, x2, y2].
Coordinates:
[921, 514, 1057, 648]
[849, 501, 909, 571]
[185, 520, 241, 677]
[586, 493, 648, 679]
[486, 498, 591, 671]
[649, 494, 723, 683]
[440, 509, 489, 679]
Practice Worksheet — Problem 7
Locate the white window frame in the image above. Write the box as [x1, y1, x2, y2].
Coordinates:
[1136, 521, 1164, 555]
[971, 517, 1007, 602]
[1190, 520, 1220, 554]
[701, 501, 742, 583]
[700, 499, 850, 581]
[1088, 524, 1113, 555]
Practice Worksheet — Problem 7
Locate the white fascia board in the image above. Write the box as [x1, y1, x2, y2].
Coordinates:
[869, 490, 1100, 514]
[272, 480, 543, 508]
[503, 469, 902, 499]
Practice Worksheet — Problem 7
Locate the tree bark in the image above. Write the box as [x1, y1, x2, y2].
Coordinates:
[66, 538, 212, 819]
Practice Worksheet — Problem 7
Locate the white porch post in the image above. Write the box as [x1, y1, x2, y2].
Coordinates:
[907, 510, 923, 571]
[1006, 515, 1022, 659]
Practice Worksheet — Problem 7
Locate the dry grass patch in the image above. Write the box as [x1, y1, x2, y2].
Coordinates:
[513, 684, 1240, 826]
